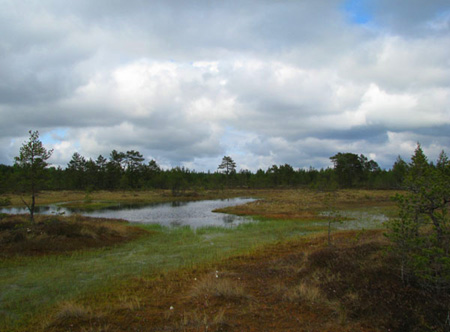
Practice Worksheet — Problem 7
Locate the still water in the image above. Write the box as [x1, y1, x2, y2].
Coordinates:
[0, 198, 256, 228]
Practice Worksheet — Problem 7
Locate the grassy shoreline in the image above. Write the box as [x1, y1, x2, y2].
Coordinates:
[1, 189, 264, 209]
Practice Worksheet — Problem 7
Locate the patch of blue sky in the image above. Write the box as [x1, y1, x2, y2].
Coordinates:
[428, 10, 450, 31]
[219, 126, 252, 157]
[41, 128, 68, 145]
[342, 0, 373, 24]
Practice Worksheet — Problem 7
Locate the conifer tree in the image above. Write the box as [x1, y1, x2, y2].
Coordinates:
[15, 130, 53, 222]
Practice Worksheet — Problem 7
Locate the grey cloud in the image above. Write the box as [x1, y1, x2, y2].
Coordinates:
[367, 0, 450, 35]
[0, 18, 90, 107]
[67, 120, 222, 168]
[315, 125, 389, 143]
[11, 0, 351, 61]
[415, 124, 450, 138]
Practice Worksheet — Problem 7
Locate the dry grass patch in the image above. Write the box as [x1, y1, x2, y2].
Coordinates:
[189, 273, 250, 302]
[53, 301, 92, 321]
[174, 308, 228, 331]
[46, 301, 107, 329]
[46, 300, 119, 332]
[116, 295, 141, 311]
[283, 281, 326, 305]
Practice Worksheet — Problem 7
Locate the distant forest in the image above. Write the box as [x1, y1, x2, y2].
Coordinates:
[0, 149, 409, 194]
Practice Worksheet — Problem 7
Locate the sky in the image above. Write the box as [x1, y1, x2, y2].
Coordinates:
[1, 0, 449, 172]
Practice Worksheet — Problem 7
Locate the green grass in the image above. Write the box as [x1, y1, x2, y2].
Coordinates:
[0, 218, 324, 331]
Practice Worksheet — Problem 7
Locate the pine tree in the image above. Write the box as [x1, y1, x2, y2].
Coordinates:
[386, 144, 450, 292]
[218, 156, 236, 175]
[14, 130, 53, 222]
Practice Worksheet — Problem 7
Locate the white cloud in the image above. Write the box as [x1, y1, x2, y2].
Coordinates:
[1, 1, 449, 170]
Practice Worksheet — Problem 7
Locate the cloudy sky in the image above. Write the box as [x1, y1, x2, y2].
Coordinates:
[1, 0, 449, 171]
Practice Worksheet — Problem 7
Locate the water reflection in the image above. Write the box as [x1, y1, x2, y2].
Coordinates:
[171, 201, 187, 208]
[221, 214, 236, 224]
[0, 198, 255, 229]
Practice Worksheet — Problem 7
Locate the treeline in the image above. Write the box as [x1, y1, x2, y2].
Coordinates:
[0, 148, 411, 194]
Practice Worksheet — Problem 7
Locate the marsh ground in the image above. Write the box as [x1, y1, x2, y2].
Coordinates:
[2, 189, 446, 331]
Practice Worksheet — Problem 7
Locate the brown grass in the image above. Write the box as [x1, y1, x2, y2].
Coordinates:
[189, 273, 250, 302]
[53, 301, 93, 322]
[173, 308, 227, 331]
[283, 281, 326, 304]
[116, 295, 141, 311]
[45, 301, 113, 332]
